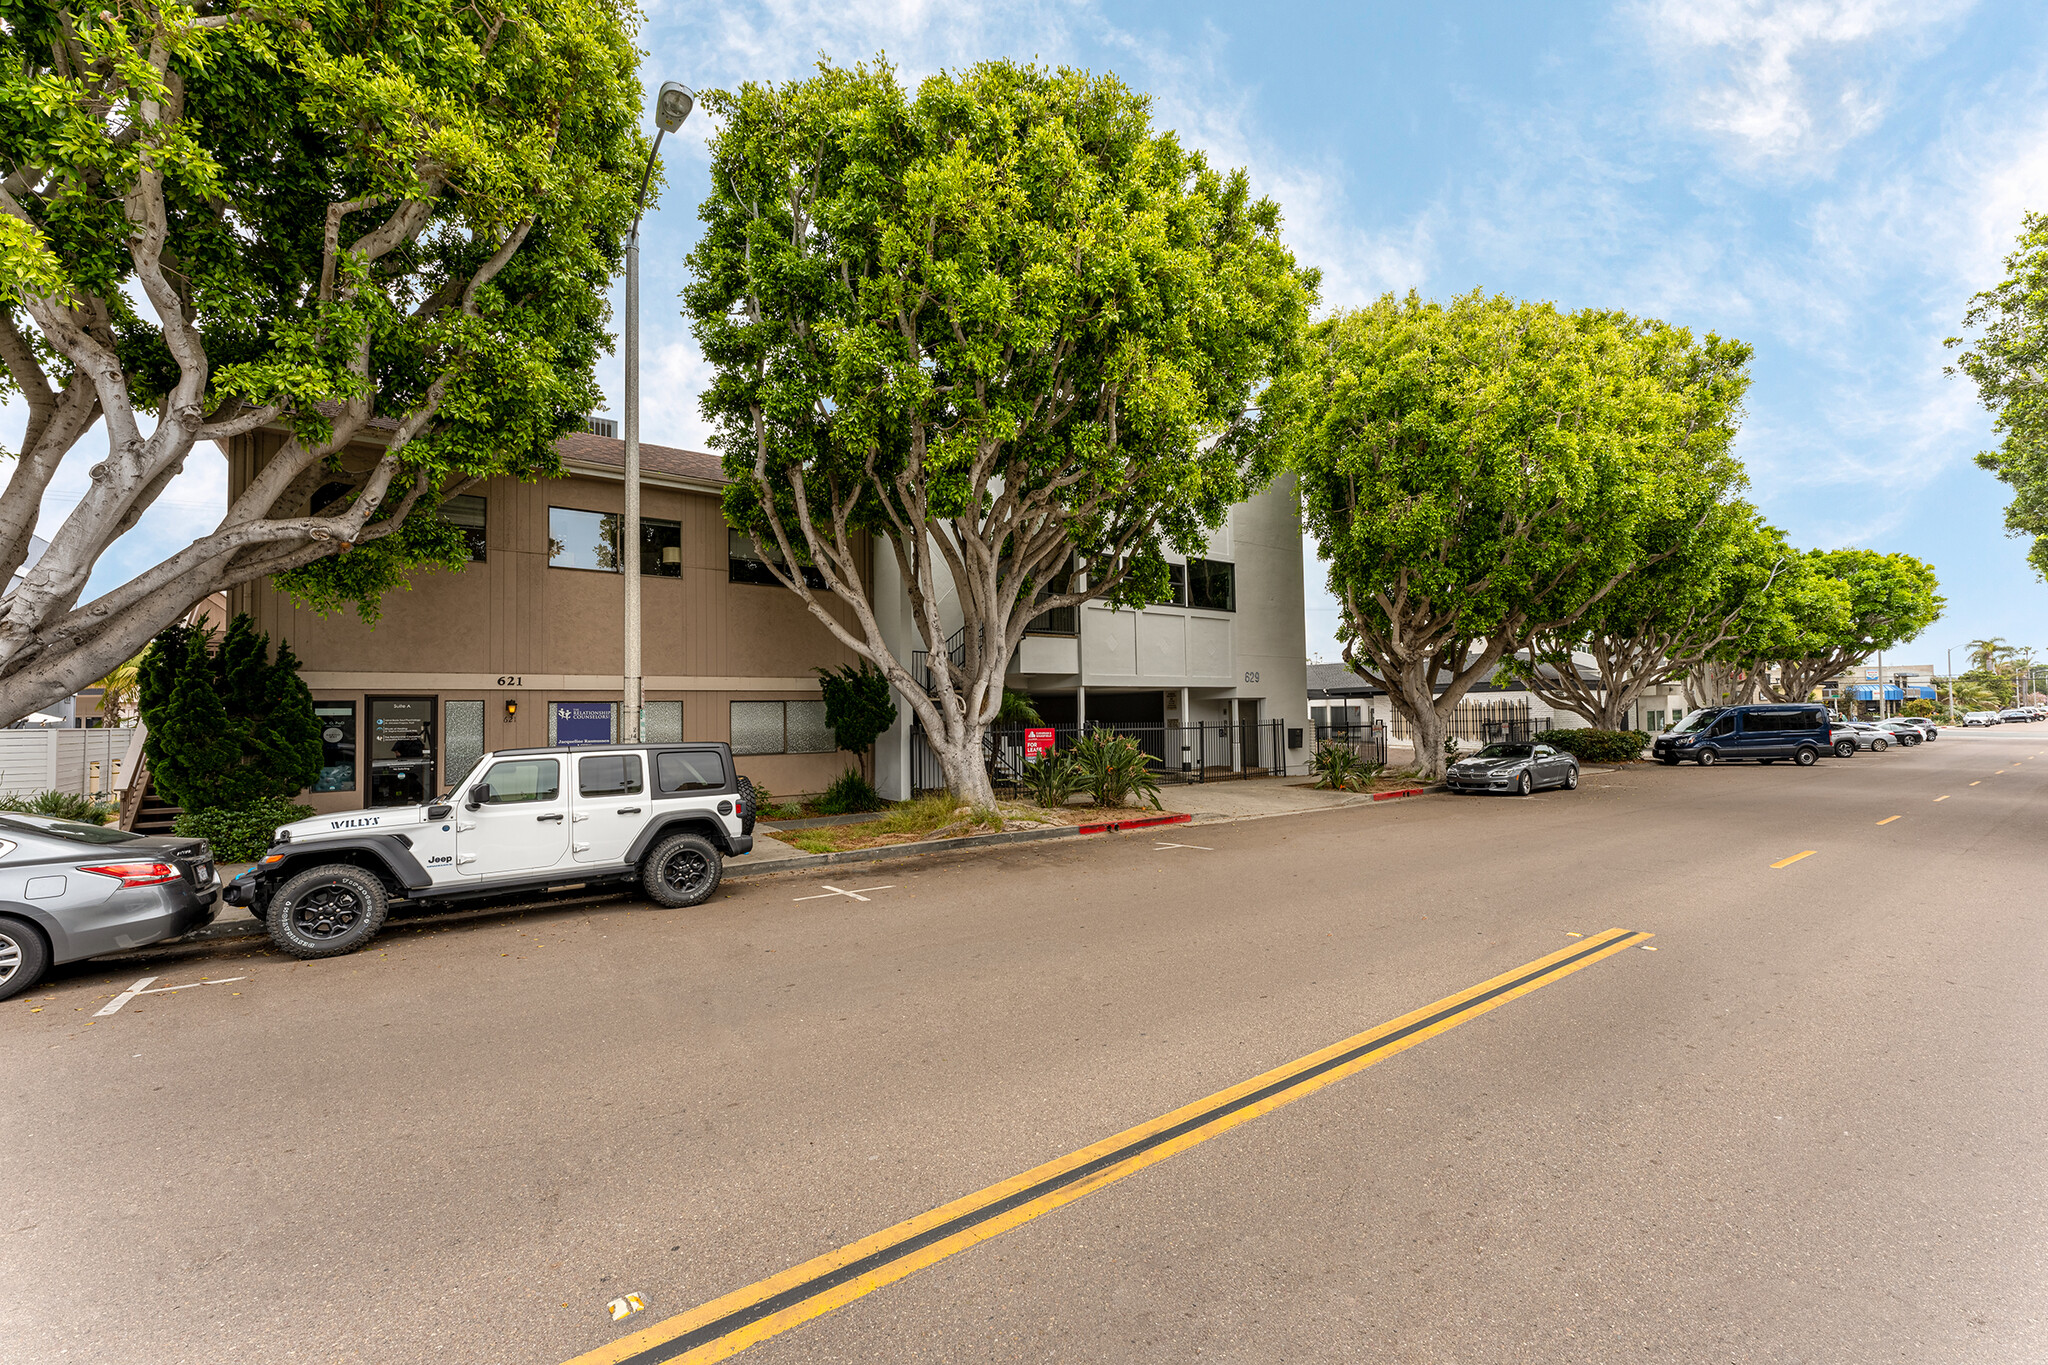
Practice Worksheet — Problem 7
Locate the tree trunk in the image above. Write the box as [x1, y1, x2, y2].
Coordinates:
[926, 726, 997, 809]
[1402, 698, 1454, 781]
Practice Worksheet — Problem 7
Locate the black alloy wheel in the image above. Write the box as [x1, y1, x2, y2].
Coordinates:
[1834, 740, 1856, 757]
[642, 831, 723, 909]
[267, 864, 388, 959]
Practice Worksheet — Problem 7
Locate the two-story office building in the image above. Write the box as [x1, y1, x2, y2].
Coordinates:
[225, 424, 1308, 810]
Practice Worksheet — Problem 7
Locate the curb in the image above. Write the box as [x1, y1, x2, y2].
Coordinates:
[1370, 787, 1428, 802]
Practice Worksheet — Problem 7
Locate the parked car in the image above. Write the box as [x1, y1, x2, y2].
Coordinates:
[1894, 717, 1939, 741]
[1446, 741, 1580, 795]
[1831, 721, 1895, 753]
[1963, 711, 2002, 726]
[1997, 708, 2036, 724]
[224, 741, 755, 960]
[1872, 719, 1924, 746]
[0, 814, 220, 1001]
[1652, 704, 1833, 766]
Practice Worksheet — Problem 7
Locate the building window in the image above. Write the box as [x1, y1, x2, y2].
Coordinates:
[310, 481, 352, 515]
[549, 508, 681, 576]
[728, 529, 827, 589]
[442, 494, 487, 562]
[642, 700, 683, 742]
[444, 700, 485, 789]
[1186, 558, 1235, 612]
[368, 696, 435, 807]
[549, 701, 617, 747]
[313, 701, 357, 792]
[730, 699, 834, 755]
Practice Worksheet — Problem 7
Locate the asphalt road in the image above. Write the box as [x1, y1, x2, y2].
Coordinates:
[6, 726, 2046, 1364]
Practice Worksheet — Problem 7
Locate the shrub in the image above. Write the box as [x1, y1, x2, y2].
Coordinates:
[1542, 728, 1650, 763]
[1309, 741, 1383, 792]
[172, 798, 315, 862]
[815, 769, 886, 815]
[1070, 728, 1162, 810]
[815, 663, 898, 765]
[0, 790, 119, 824]
[1900, 699, 1939, 719]
[1022, 750, 1082, 808]
[138, 615, 321, 810]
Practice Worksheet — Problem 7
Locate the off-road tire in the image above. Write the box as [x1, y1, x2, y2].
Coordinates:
[267, 864, 389, 959]
[1833, 740, 1856, 757]
[736, 776, 757, 835]
[642, 831, 722, 908]
[1696, 749, 1718, 767]
[0, 914, 50, 1001]
[1794, 747, 1819, 766]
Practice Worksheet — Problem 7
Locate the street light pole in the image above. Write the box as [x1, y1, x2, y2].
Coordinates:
[621, 81, 694, 744]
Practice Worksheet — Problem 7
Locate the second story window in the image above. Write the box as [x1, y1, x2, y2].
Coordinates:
[728, 529, 827, 590]
[549, 507, 681, 576]
[1186, 558, 1236, 612]
[442, 494, 487, 562]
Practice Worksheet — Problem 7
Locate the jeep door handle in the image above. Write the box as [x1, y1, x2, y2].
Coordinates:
[536, 813, 564, 822]
[617, 806, 641, 814]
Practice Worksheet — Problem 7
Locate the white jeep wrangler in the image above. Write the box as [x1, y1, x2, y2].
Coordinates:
[223, 742, 754, 959]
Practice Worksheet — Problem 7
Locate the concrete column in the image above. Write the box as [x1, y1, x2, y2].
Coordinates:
[1076, 686, 1086, 729]
[1229, 696, 1241, 773]
[1179, 686, 1191, 771]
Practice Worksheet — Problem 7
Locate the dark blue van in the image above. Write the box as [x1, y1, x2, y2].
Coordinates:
[1651, 705, 1833, 767]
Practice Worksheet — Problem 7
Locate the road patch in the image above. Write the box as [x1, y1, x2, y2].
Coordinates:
[562, 928, 1653, 1365]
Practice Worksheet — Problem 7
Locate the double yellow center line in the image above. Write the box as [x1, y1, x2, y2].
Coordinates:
[567, 929, 1654, 1365]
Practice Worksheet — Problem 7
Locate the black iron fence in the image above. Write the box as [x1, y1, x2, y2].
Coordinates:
[1386, 700, 1550, 745]
[910, 719, 1288, 795]
[1312, 719, 1389, 768]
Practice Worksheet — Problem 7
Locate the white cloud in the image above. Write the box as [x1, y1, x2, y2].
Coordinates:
[1627, 0, 1974, 174]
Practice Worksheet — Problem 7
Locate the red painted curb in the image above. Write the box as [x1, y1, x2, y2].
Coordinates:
[1370, 787, 1427, 801]
[1076, 812, 1196, 835]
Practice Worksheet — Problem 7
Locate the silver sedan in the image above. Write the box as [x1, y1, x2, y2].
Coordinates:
[1830, 722, 1894, 755]
[1446, 741, 1581, 796]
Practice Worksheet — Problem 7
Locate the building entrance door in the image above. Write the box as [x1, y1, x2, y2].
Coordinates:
[368, 696, 436, 806]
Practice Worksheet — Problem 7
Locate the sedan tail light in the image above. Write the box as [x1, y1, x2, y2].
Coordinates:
[77, 861, 181, 888]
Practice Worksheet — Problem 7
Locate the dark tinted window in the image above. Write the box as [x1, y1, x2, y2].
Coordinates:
[657, 750, 727, 794]
[1709, 715, 1737, 736]
[1186, 558, 1235, 612]
[1476, 743, 1534, 758]
[729, 530, 827, 590]
[442, 494, 487, 562]
[579, 754, 643, 797]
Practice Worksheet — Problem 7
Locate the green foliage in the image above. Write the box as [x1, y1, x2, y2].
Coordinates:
[815, 663, 899, 759]
[815, 769, 886, 815]
[1900, 699, 1940, 719]
[172, 800, 316, 862]
[1309, 741, 1383, 791]
[137, 615, 322, 811]
[0, 0, 647, 620]
[1756, 548, 1943, 699]
[997, 691, 1045, 726]
[1950, 211, 2048, 579]
[1542, 728, 1651, 763]
[0, 790, 118, 824]
[1069, 729, 1162, 810]
[1267, 292, 1751, 776]
[1022, 750, 1083, 808]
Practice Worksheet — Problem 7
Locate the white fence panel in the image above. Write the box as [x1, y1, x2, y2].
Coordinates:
[0, 728, 133, 799]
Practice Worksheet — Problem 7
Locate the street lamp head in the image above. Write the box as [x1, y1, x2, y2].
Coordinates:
[655, 82, 694, 134]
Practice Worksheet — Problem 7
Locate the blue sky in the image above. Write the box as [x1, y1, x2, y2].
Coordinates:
[16, 0, 2048, 669]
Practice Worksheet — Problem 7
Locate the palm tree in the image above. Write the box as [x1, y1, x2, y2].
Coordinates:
[1967, 637, 2011, 672]
[89, 652, 146, 727]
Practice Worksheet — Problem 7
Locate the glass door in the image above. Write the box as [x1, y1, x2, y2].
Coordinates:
[368, 696, 436, 806]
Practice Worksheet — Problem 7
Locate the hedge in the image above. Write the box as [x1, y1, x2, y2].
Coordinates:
[1542, 727, 1650, 763]
[173, 799, 314, 862]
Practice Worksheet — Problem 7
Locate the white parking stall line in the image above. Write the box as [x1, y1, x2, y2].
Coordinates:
[1152, 841, 1213, 851]
[793, 885, 896, 903]
[95, 975, 248, 1017]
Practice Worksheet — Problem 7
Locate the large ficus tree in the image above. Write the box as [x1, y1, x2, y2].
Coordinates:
[1510, 506, 1790, 730]
[1268, 292, 1750, 778]
[1949, 210, 2048, 579]
[0, 0, 643, 723]
[1753, 548, 1942, 702]
[687, 58, 1316, 807]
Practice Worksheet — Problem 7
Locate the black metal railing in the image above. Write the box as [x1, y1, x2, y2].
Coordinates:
[1386, 700, 1549, 744]
[909, 719, 1290, 795]
[1312, 719, 1389, 768]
